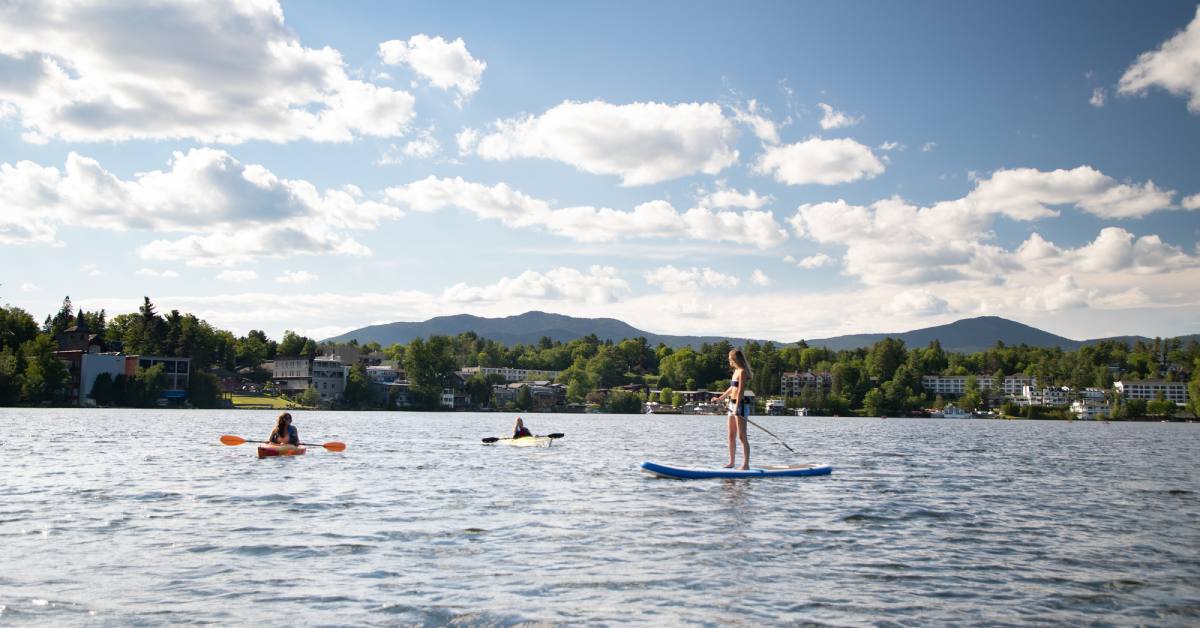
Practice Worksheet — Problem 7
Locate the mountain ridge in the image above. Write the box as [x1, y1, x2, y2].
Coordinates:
[323, 311, 1197, 353]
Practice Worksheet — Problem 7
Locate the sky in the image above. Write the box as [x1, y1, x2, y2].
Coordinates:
[1, 0, 1199, 343]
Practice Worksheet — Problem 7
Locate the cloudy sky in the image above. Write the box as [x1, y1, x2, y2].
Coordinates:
[2, 0, 1199, 342]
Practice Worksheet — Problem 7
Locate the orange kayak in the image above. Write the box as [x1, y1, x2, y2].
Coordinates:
[257, 444, 307, 459]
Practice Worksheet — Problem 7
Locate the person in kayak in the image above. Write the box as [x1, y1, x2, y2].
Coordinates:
[512, 417, 533, 439]
[712, 348, 752, 469]
[268, 412, 300, 446]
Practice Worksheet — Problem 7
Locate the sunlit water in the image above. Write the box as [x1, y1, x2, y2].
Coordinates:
[1, 408, 1198, 626]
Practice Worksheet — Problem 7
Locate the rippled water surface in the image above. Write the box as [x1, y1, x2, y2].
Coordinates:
[2, 409, 1198, 625]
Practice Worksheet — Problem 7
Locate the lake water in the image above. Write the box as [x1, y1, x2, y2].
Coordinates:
[1, 408, 1198, 626]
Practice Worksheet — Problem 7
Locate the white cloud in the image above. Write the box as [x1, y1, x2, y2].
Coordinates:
[216, 270, 258, 283]
[81, 263, 100, 277]
[276, 270, 319, 285]
[0, 149, 401, 264]
[921, 141, 937, 152]
[782, 254, 797, 263]
[960, 166, 1175, 220]
[695, 181, 772, 210]
[883, 289, 952, 316]
[644, 266, 739, 292]
[731, 99, 780, 144]
[442, 266, 629, 304]
[755, 137, 885, 186]
[20, 282, 38, 292]
[1090, 87, 1107, 107]
[462, 100, 739, 186]
[378, 34, 486, 107]
[0, 1, 415, 143]
[750, 269, 772, 287]
[136, 268, 179, 279]
[878, 140, 902, 151]
[377, 127, 441, 164]
[797, 253, 836, 269]
[1183, 193, 1200, 210]
[1021, 275, 1091, 311]
[817, 103, 861, 130]
[1118, 7, 1200, 113]
[385, 176, 788, 248]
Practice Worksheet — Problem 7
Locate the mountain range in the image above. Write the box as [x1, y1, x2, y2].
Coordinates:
[323, 311, 1196, 353]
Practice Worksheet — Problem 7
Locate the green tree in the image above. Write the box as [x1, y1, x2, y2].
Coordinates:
[867, 338, 907, 383]
[464, 372, 493, 408]
[44, 296, 74, 337]
[342, 363, 370, 409]
[659, 387, 675, 406]
[298, 387, 321, 407]
[404, 336, 459, 409]
[604, 390, 643, 414]
[20, 334, 68, 404]
[187, 371, 223, 409]
[0, 347, 20, 405]
[0, 305, 40, 351]
[515, 385, 533, 411]
[90, 372, 115, 406]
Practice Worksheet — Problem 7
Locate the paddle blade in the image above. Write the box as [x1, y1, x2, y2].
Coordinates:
[481, 437, 500, 444]
[322, 441, 347, 452]
[546, 433, 564, 439]
[219, 435, 247, 446]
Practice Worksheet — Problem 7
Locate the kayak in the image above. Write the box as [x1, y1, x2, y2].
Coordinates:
[640, 461, 832, 479]
[258, 444, 307, 459]
[495, 436, 554, 448]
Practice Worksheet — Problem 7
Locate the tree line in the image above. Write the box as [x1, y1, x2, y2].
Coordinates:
[2, 295, 1197, 416]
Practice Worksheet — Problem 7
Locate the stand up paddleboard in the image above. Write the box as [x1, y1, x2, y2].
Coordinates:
[640, 461, 832, 479]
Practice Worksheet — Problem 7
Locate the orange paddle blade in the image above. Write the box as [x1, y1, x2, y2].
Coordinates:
[219, 435, 247, 446]
[322, 441, 347, 452]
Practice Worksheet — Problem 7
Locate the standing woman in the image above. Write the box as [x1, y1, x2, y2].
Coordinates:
[713, 348, 753, 469]
[268, 412, 300, 446]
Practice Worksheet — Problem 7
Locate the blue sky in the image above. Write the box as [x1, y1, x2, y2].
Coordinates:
[1, 0, 1198, 342]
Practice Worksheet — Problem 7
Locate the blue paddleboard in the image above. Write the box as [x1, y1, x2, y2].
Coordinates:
[640, 461, 833, 479]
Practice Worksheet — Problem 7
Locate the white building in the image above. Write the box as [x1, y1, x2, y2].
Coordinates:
[1020, 386, 1071, 407]
[780, 371, 832, 397]
[1072, 400, 1111, 420]
[79, 353, 127, 404]
[459, 366, 561, 382]
[922, 375, 1036, 397]
[366, 364, 402, 383]
[1115, 379, 1189, 405]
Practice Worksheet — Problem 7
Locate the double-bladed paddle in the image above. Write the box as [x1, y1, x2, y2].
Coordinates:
[219, 434, 347, 452]
[481, 433, 564, 444]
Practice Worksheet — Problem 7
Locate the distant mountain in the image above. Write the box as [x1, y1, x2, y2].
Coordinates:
[325, 311, 1196, 354]
[804, 316, 1082, 353]
[322, 311, 767, 349]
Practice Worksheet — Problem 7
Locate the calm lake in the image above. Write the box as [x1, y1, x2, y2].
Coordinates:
[1, 409, 1198, 625]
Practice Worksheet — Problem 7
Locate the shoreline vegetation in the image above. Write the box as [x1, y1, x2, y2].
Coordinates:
[2, 296, 1197, 421]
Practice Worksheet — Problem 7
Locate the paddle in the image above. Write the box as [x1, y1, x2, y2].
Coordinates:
[219, 434, 347, 452]
[482, 433, 564, 444]
[744, 418, 797, 454]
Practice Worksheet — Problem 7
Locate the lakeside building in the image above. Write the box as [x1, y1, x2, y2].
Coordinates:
[921, 375, 1037, 397]
[491, 381, 566, 411]
[1019, 386, 1072, 407]
[1072, 400, 1111, 420]
[459, 366, 561, 382]
[780, 371, 832, 397]
[272, 355, 347, 401]
[366, 364, 404, 384]
[1114, 379, 1189, 406]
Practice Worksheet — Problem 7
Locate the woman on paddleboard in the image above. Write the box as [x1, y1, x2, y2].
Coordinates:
[512, 417, 533, 438]
[268, 412, 300, 446]
[713, 348, 752, 469]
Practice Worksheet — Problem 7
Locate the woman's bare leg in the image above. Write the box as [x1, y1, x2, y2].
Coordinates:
[724, 414, 737, 467]
[737, 415, 750, 470]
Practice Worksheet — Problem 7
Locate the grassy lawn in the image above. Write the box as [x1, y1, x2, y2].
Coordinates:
[230, 392, 310, 410]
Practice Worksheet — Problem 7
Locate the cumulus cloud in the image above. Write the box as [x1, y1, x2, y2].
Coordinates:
[216, 270, 258, 283]
[921, 142, 937, 152]
[1089, 87, 1107, 107]
[136, 268, 179, 279]
[0, 149, 401, 264]
[730, 99, 780, 144]
[81, 263, 101, 277]
[695, 181, 772, 210]
[878, 141, 902, 151]
[20, 282, 38, 292]
[385, 176, 788, 248]
[276, 270, 319, 285]
[0, 0, 416, 143]
[462, 100, 739, 186]
[644, 266, 740, 293]
[442, 266, 630, 304]
[750, 269, 772, 287]
[378, 34, 486, 106]
[1183, 193, 1200, 210]
[1118, 7, 1200, 113]
[883, 289, 952, 316]
[377, 127, 441, 164]
[797, 253, 836, 269]
[755, 137, 885, 186]
[817, 103, 861, 129]
[787, 166, 1185, 288]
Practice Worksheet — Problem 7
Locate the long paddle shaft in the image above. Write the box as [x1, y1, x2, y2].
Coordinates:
[219, 434, 347, 452]
[744, 418, 797, 454]
[482, 433, 564, 444]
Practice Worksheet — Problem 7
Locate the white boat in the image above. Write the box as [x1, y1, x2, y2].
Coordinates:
[931, 404, 972, 419]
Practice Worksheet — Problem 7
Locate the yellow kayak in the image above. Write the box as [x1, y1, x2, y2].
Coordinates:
[496, 435, 554, 447]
